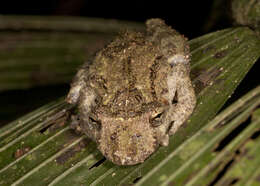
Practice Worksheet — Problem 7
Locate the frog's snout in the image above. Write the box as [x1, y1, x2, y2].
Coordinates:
[97, 115, 158, 165]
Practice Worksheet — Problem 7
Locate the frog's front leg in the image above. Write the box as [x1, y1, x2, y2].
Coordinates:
[66, 63, 101, 141]
[66, 63, 89, 104]
[68, 83, 100, 141]
[77, 87, 101, 141]
[146, 18, 196, 136]
[167, 64, 196, 135]
[157, 64, 196, 140]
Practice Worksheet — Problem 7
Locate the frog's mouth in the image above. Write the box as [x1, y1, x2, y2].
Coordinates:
[97, 113, 159, 165]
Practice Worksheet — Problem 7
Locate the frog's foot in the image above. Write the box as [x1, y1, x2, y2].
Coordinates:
[81, 115, 101, 141]
[153, 117, 171, 147]
[76, 87, 101, 141]
[166, 92, 196, 136]
[169, 119, 184, 135]
[167, 111, 187, 135]
[69, 114, 83, 134]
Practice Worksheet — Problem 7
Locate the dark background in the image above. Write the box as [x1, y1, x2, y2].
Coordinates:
[0, 0, 215, 38]
[0, 0, 259, 126]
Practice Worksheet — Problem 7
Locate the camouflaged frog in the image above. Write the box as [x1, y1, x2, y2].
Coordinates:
[66, 18, 196, 165]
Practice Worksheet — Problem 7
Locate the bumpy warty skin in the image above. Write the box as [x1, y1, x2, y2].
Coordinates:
[66, 18, 196, 165]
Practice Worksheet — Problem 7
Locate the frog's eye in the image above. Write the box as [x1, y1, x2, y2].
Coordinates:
[149, 112, 164, 127]
[89, 116, 101, 130]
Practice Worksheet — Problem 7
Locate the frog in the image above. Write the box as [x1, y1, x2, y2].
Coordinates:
[66, 18, 196, 165]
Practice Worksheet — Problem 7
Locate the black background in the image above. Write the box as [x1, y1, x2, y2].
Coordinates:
[0, 0, 215, 38]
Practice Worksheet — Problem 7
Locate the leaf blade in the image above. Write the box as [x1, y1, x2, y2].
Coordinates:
[1, 27, 260, 186]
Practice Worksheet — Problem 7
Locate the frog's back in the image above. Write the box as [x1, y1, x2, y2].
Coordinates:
[87, 31, 171, 115]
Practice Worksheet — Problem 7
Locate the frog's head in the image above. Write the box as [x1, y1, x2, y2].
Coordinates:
[95, 106, 169, 165]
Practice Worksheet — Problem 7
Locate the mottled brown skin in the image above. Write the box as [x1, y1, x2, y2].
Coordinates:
[66, 18, 196, 165]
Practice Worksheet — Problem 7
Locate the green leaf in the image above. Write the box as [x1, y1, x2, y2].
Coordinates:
[0, 26, 260, 185]
[138, 87, 260, 186]
[231, 0, 260, 31]
[0, 15, 145, 91]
